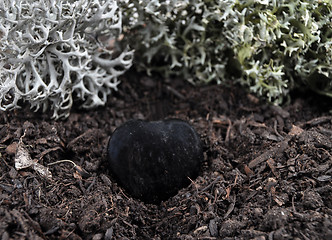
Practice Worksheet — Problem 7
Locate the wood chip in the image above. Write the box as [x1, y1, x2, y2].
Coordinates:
[193, 225, 208, 235]
[5, 142, 18, 155]
[289, 125, 304, 136]
[267, 158, 279, 178]
[248, 140, 289, 168]
[244, 164, 254, 177]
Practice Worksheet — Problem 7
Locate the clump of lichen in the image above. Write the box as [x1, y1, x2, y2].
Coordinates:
[1, 0, 331, 119]
[121, 0, 332, 103]
[0, 0, 133, 119]
[120, 0, 229, 85]
[227, 0, 332, 102]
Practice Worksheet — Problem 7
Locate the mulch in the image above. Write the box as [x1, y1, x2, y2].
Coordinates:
[1, 72, 332, 239]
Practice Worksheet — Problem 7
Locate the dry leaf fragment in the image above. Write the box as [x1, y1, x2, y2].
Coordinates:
[15, 141, 34, 170]
[32, 162, 52, 180]
[14, 140, 52, 180]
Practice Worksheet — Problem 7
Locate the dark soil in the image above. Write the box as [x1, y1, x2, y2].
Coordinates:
[1, 73, 332, 240]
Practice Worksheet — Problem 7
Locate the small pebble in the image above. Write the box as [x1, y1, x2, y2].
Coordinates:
[107, 119, 203, 203]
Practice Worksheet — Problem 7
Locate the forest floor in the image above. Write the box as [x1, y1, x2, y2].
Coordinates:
[1, 73, 332, 239]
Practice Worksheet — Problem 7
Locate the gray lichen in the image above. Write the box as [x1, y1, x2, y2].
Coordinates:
[1, 0, 331, 119]
[120, 0, 229, 85]
[0, 0, 133, 119]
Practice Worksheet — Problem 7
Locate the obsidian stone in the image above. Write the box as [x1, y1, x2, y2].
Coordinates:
[107, 119, 203, 203]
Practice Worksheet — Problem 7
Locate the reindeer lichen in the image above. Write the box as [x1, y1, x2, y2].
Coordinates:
[0, 0, 133, 119]
[1, 0, 331, 118]
[121, 0, 332, 103]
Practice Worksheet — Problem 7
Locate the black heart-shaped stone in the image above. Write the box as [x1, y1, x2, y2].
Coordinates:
[107, 119, 203, 203]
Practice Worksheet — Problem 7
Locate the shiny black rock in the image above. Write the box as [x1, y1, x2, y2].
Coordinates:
[107, 119, 203, 203]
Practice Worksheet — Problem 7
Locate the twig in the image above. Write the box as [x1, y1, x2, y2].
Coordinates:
[300, 116, 332, 128]
[292, 195, 296, 212]
[188, 176, 199, 194]
[273, 119, 284, 139]
[223, 195, 236, 219]
[37, 146, 62, 160]
[48, 159, 90, 178]
[225, 118, 232, 144]
[86, 177, 96, 192]
[67, 129, 95, 148]
[165, 85, 185, 99]
[248, 139, 289, 168]
[48, 159, 77, 167]
[199, 176, 222, 193]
